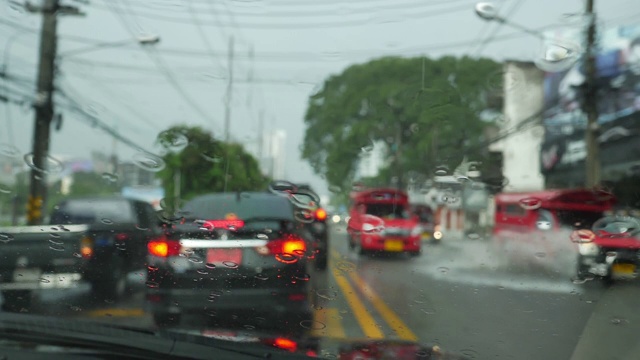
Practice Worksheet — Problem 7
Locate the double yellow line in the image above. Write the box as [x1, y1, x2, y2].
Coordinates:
[318, 250, 417, 341]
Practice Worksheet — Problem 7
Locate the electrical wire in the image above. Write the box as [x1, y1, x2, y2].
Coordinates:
[104, 0, 217, 128]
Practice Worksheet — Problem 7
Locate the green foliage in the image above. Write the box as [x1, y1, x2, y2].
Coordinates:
[302, 55, 501, 191]
[156, 125, 269, 210]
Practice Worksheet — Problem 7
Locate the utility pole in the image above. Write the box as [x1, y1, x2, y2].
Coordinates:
[26, 0, 81, 225]
[224, 36, 234, 142]
[584, 0, 600, 188]
[258, 109, 264, 162]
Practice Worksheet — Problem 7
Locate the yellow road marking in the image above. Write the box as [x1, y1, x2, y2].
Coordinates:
[87, 308, 145, 317]
[312, 307, 346, 339]
[349, 271, 418, 341]
[332, 267, 384, 339]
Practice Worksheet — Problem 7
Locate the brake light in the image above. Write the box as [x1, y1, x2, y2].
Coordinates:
[265, 237, 306, 256]
[272, 337, 297, 352]
[315, 208, 327, 221]
[148, 238, 181, 257]
[203, 219, 245, 230]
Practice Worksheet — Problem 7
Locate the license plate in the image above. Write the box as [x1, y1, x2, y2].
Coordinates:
[612, 263, 636, 275]
[384, 240, 404, 252]
[13, 268, 41, 282]
[207, 248, 243, 266]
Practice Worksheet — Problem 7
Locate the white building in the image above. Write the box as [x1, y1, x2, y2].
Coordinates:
[262, 130, 286, 179]
[489, 61, 545, 192]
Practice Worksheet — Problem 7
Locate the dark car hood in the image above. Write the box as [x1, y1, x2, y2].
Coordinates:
[167, 327, 467, 359]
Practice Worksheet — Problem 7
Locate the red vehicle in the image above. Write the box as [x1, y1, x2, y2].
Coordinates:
[572, 215, 640, 283]
[347, 188, 422, 256]
[493, 188, 615, 242]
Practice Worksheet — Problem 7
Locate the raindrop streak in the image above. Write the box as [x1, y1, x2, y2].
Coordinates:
[519, 197, 542, 210]
[23, 153, 64, 174]
[222, 261, 239, 269]
[0, 143, 20, 157]
[534, 42, 581, 72]
[158, 130, 189, 151]
[101, 172, 118, 183]
[0, 233, 14, 243]
[132, 152, 166, 172]
[299, 320, 326, 330]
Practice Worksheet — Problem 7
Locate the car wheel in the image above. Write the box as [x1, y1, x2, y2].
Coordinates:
[1, 290, 32, 312]
[153, 312, 181, 328]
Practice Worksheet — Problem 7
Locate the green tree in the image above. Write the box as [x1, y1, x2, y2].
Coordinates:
[302, 55, 501, 191]
[156, 125, 269, 209]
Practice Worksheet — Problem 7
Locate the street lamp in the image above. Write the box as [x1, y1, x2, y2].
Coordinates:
[58, 34, 161, 58]
[474, 2, 544, 39]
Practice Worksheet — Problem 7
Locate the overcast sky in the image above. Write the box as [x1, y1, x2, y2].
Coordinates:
[1, 0, 638, 198]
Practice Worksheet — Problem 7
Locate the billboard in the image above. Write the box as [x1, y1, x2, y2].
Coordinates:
[540, 24, 640, 178]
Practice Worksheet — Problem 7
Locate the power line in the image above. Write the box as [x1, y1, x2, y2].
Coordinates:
[104, 1, 216, 128]
[86, 1, 474, 29]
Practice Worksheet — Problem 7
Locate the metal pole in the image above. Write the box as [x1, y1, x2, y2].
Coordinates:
[27, 0, 58, 225]
[224, 36, 234, 142]
[584, 0, 600, 188]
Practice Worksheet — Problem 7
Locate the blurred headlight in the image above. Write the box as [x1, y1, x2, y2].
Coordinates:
[332, 214, 341, 223]
[433, 231, 443, 240]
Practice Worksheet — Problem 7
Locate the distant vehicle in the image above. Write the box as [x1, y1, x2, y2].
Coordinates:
[493, 189, 615, 244]
[572, 215, 640, 284]
[347, 188, 422, 256]
[410, 204, 442, 243]
[145, 192, 314, 329]
[0, 197, 162, 311]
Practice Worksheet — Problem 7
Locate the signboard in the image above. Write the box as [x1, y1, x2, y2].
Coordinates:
[121, 186, 164, 210]
[541, 24, 640, 177]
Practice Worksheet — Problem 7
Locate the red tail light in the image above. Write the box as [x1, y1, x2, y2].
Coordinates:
[203, 219, 245, 230]
[266, 237, 306, 256]
[272, 337, 298, 352]
[115, 233, 129, 241]
[315, 208, 327, 221]
[148, 238, 181, 257]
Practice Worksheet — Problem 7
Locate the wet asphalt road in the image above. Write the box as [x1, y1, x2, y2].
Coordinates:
[16, 224, 640, 360]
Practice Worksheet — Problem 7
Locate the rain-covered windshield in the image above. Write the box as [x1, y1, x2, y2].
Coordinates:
[1, 1, 640, 359]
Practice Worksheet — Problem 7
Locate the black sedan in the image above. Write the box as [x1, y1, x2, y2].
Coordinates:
[145, 192, 314, 331]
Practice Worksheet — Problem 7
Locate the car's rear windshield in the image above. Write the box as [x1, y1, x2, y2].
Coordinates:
[365, 203, 409, 219]
[50, 199, 135, 225]
[182, 193, 294, 221]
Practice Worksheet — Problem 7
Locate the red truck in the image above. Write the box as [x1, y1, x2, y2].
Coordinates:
[346, 188, 422, 256]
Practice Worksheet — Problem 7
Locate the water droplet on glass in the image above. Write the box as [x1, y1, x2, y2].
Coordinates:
[39, 277, 51, 283]
[243, 324, 256, 330]
[294, 273, 311, 281]
[183, 248, 194, 256]
[255, 273, 269, 281]
[467, 233, 481, 240]
[23, 153, 64, 174]
[197, 268, 208, 275]
[519, 197, 542, 210]
[299, 320, 326, 330]
[275, 253, 298, 263]
[100, 218, 114, 225]
[437, 267, 449, 274]
[534, 252, 546, 259]
[257, 233, 268, 240]
[158, 129, 189, 152]
[460, 348, 479, 359]
[0, 184, 11, 194]
[132, 152, 166, 172]
[0, 233, 14, 243]
[572, 277, 587, 285]
[70, 305, 82, 312]
[0, 143, 20, 158]
[328, 185, 342, 193]
[361, 144, 374, 153]
[48, 237, 63, 245]
[72, 252, 82, 258]
[336, 261, 356, 273]
[49, 244, 65, 251]
[534, 42, 581, 72]
[222, 261, 239, 269]
[101, 172, 118, 183]
[188, 256, 203, 264]
[294, 209, 315, 223]
[434, 166, 448, 176]
[148, 265, 159, 271]
[205, 263, 216, 269]
[145, 281, 159, 288]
